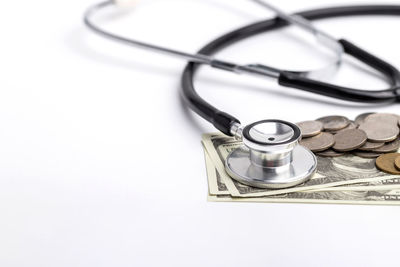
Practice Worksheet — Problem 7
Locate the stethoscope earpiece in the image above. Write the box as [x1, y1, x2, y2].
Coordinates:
[225, 120, 317, 189]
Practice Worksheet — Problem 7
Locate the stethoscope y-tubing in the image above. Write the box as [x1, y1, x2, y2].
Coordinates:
[181, 5, 400, 136]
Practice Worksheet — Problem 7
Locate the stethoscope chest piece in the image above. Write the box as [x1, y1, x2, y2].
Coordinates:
[225, 120, 317, 189]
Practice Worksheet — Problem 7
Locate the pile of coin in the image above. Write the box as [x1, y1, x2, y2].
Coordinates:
[297, 113, 400, 159]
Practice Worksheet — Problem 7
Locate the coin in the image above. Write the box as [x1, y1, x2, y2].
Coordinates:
[316, 149, 344, 157]
[397, 114, 400, 127]
[353, 151, 382, 158]
[355, 112, 375, 126]
[376, 153, 400, 174]
[358, 122, 399, 143]
[395, 156, 400, 171]
[364, 113, 399, 126]
[316, 115, 350, 131]
[296, 120, 323, 138]
[299, 132, 335, 152]
[332, 129, 367, 152]
[372, 138, 400, 153]
[357, 141, 385, 151]
[332, 121, 357, 134]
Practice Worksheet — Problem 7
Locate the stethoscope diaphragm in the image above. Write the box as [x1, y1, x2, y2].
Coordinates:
[225, 120, 317, 189]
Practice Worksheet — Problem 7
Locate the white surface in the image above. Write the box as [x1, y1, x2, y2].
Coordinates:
[1, 0, 400, 266]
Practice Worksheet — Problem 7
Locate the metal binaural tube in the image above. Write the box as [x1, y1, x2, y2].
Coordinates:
[250, 0, 343, 54]
[83, 0, 281, 78]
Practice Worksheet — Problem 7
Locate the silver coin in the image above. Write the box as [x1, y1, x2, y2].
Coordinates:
[296, 120, 323, 138]
[358, 122, 399, 143]
[332, 129, 367, 152]
[355, 112, 375, 126]
[316, 149, 344, 157]
[364, 113, 399, 126]
[330, 121, 357, 134]
[299, 132, 335, 152]
[372, 138, 400, 153]
[357, 141, 385, 151]
[353, 151, 382, 158]
[316, 115, 350, 131]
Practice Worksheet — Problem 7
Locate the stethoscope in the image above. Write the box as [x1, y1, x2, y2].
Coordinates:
[84, 0, 400, 189]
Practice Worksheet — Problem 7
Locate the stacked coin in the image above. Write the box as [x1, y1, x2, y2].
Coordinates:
[297, 113, 400, 159]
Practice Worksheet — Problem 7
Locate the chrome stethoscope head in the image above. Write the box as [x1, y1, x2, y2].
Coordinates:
[226, 120, 317, 189]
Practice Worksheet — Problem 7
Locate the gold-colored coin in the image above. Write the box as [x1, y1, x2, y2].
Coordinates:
[376, 153, 400, 175]
[395, 156, 400, 171]
[299, 132, 335, 152]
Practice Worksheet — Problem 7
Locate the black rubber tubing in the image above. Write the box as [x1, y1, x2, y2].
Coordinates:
[181, 5, 400, 136]
[278, 39, 400, 102]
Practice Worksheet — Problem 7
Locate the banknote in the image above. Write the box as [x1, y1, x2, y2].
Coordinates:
[207, 192, 400, 205]
[202, 133, 400, 197]
[204, 149, 400, 195]
[204, 147, 230, 195]
[204, 152, 400, 205]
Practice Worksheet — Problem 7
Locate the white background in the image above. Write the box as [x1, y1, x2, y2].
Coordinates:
[1, 0, 400, 266]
